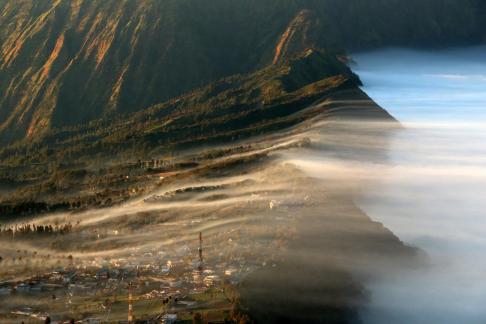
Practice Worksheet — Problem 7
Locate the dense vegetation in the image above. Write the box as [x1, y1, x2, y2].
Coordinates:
[0, 0, 484, 144]
[0, 49, 371, 214]
[0, 49, 355, 165]
[0, 0, 484, 217]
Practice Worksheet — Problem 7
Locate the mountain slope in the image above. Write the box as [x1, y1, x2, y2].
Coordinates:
[0, 0, 483, 144]
[0, 0, 304, 143]
[0, 49, 394, 214]
[0, 49, 362, 166]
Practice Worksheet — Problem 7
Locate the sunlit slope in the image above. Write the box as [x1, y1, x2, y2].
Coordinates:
[0, 49, 392, 216]
[0, 49, 366, 166]
[0, 0, 316, 143]
[0, 0, 482, 144]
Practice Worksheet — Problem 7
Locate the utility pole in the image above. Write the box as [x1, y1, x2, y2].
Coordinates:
[198, 232, 204, 272]
[128, 282, 134, 323]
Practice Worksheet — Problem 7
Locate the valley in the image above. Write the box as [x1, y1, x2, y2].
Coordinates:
[0, 1, 485, 323]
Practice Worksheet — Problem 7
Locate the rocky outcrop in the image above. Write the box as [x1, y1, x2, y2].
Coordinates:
[273, 10, 321, 65]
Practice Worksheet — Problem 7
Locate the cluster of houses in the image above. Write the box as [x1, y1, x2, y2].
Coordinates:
[0, 191, 304, 322]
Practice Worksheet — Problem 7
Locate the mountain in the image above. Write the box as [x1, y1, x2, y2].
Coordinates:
[0, 4, 447, 321]
[0, 0, 308, 143]
[0, 49, 362, 166]
[0, 0, 483, 144]
[0, 48, 394, 216]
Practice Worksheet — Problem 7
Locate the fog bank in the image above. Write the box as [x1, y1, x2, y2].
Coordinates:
[353, 47, 486, 324]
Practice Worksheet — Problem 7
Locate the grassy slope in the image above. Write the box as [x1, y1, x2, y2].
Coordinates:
[0, 0, 483, 143]
[0, 49, 391, 218]
[0, 50, 358, 166]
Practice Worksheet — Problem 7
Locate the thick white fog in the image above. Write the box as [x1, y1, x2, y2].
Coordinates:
[353, 47, 486, 324]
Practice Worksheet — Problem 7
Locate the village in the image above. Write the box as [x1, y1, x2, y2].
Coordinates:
[0, 228, 255, 323]
[0, 161, 309, 324]
[0, 196, 300, 324]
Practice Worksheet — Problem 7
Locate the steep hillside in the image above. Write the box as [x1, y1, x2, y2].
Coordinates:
[0, 49, 393, 215]
[0, 0, 302, 143]
[273, 10, 322, 65]
[0, 49, 361, 167]
[0, 0, 483, 144]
